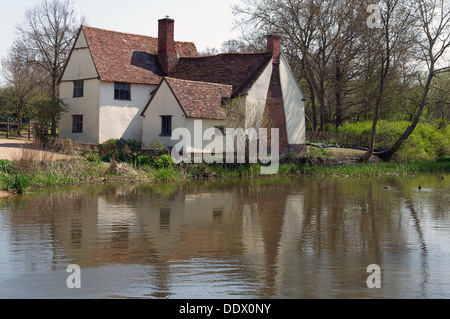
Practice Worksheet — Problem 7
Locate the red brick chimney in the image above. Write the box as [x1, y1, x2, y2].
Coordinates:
[263, 34, 288, 154]
[266, 35, 281, 64]
[158, 18, 178, 75]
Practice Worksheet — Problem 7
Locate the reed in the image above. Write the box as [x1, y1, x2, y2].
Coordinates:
[1, 151, 448, 195]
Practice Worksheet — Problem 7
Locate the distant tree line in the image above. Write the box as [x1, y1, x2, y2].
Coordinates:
[231, 0, 449, 160]
[0, 0, 83, 137]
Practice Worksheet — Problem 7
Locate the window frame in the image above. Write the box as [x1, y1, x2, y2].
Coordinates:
[114, 82, 131, 101]
[160, 115, 173, 137]
[72, 115, 84, 133]
[73, 80, 84, 98]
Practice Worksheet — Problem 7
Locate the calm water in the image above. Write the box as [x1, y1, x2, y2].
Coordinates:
[0, 173, 449, 299]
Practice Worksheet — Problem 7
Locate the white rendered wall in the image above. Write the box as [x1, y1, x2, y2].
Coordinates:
[74, 29, 88, 48]
[185, 118, 225, 154]
[59, 79, 100, 144]
[60, 30, 98, 82]
[142, 81, 186, 149]
[280, 55, 306, 145]
[99, 82, 155, 144]
[142, 81, 226, 152]
[245, 59, 273, 129]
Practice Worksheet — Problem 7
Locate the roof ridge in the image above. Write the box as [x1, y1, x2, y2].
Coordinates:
[82, 25, 157, 39]
[81, 25, 196, 45]
[165, 77, 233, 89]
[188, 51, 270, 58]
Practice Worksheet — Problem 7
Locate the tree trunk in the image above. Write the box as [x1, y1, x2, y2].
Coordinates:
[376, 67, 434, 161]
[319, 80, 325, 132]
[363, 102, 379, 161]
[16, 97, 23, 137]
[306, 78, 318, 131]
[51, 74, 57, 136]
[361, 59, 387, 162]
[17, 108, 23, 137]
[335, 63, 343, 129]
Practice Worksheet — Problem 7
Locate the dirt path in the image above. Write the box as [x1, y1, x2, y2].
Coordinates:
[0, 138, 74, 161]
[328, 147, 380, 162]
[309, 145, 380, 163]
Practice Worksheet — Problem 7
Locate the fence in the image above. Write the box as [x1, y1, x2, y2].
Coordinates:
[0, 122, 34, 140]
[306, 131, 392, 149]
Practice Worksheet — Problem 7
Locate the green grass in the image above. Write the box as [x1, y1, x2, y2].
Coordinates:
[0, 173, 30, 194]
[294, 157, 450, 177]
[336, 120, 449, 161]
[1, 155, 449, 195]
[155, 167, 183, 182]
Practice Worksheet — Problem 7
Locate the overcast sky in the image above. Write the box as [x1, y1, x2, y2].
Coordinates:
[0, 0, 243, 85]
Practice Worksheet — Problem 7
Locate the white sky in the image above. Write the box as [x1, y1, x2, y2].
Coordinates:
[0, 0, 243, 85]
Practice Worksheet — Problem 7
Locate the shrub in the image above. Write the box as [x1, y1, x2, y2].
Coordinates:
[337, 120, 449, 161]
[281, 152, 299, 163]
[1, 173, 30, 194]
[0, 160, 15, 174]
[149, 139, 165, 151]
[155, 155, 173, 169]
[156, 167, 182, 182]
[100, 139, 142, 162]
[137, 154, 154, 167]
[86, 154, 101, 164]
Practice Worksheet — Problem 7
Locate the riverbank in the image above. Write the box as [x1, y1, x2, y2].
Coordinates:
[0, 190, 14, 198]
[1, 153, 449, 196]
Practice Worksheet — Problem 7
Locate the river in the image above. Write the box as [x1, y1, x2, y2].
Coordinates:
[0, 173, 449, 299]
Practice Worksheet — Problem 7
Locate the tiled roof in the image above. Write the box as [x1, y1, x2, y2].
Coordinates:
[81, 26, 198, 85]
[165, 77, 232, 120]
[142, 78, 232, 120]
[168, 52, 273, 96]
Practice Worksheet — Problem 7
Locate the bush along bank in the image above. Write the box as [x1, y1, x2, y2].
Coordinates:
[1, 152, 449, 196]
[1, 138, 449, 195]
[335, 120, 450, 161]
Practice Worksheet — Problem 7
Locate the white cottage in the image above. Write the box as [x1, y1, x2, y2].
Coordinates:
[59, 18, 306, 155]
[58, 19, 197, 145]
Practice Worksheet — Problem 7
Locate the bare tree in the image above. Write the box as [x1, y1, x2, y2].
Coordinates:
[221, 39, 250, 53]
[427, 72, 450, 126]
[233, 0, 366, 132]
[376, 0, 450, 161]
[199, 39, 251, 56]
[15, 0, 83, 135]
[361, 0, 417, 162]
[1, 39, 41, 136]
[199, 46, 220, 56]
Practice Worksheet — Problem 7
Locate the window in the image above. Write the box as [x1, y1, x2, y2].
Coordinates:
[161, 116, 172, 136]
[114, 83, 131, 100]
[73, 81, 84, 98]
[72, 115, 83, 133]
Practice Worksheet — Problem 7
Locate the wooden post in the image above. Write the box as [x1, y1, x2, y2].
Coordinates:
[28, 123, 31, 140]
[6, 122, 9, 139]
